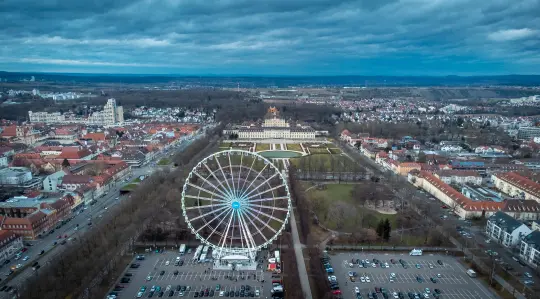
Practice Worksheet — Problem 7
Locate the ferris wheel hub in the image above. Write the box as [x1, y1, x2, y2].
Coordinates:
[231, 201, 241, 209]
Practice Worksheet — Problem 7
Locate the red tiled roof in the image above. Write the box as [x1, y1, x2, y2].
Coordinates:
[0, 230, 18, 244]
[61, 175, 93, 185]
[341, 129, 352, 136]
[419, 171, 504, 212]
[58, 149, 92, 159]
[0, 126, 16, 137]
[82, 132, 106, 141]
[503, 200, 540, 213]
[495, 172, 540, 199]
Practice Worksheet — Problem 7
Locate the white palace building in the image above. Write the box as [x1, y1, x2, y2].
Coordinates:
[223, 107, 316, 140]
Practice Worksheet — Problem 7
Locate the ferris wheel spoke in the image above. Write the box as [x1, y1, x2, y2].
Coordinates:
[244, 203, 290, 212]
[190, 205, 229, 222]
[184, 203, 228, 210]
[215, 157, 235, 199]
[241, 208, 269, 244]
[227, 152, 236, 197]
[243, 208, 277, 234]
[238, 210, 258, 251]
[235, 210, 247, 252]
[218, 207, 235, 250]
[191, 169, 232, 200]
[204, 208, 233, 241]
[236, 154, 244, 197]
[186, 183, 230, 202]
[238, 163, 269, 199]
[203, 163, 234, 199]
[245, 206, 285, 224]
[239, 154, 257, 196]
[195, 207, 231, 234]
[241, 172, 279, 199]
[247, 196, 290, 203]
[244, 183, 286, 201]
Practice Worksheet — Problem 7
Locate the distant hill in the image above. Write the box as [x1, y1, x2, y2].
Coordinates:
[1, 71, 540, 87]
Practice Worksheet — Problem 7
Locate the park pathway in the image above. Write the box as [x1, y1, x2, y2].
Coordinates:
[289, 207, 313, 299]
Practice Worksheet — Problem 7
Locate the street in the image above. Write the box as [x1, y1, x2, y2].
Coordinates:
[0, 131, 204, 297]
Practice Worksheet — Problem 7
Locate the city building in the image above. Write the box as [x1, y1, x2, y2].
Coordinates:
[0, 230, 23, 264]
[0, 167, 41, 188]
[517, 127, 540, 141]
[28, 111, 65, 123]
[462, 185, 504, 202]
[492, 172, 540, 202]
[503, 200, 540, 221]
[520, 231, 540, 267]
[434, 170, 482, 186]
[43, 170, 67, 192]
[410, 170, 504, 219]
[88, 98, 124, 126]
[533, 221, 540, 232]
[223, 107, 315, 140]
[486, 211, 531, 247]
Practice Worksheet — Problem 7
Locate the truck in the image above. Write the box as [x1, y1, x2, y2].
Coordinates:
[466, 269, 477, 278]
[179, 244, 186, 255]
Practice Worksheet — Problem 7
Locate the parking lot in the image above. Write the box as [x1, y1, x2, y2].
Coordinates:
[110, 249, 275, 298]
[330, 252, 496, 299]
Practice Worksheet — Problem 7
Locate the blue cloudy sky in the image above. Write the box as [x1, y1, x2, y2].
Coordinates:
[1, 0, 539, 75]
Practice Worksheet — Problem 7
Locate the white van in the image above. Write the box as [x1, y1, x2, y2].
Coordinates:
[409, 249, 423, 256]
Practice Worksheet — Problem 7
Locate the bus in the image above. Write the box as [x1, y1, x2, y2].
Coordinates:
[199, 246, 209, 262]
[193, 245, 203, 262]
[179, 244, 186, 255]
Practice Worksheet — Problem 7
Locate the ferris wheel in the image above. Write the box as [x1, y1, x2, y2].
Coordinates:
[181, 149, 291, 262]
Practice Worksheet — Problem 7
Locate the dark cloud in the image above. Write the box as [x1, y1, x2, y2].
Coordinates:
[0, 0, 539, 74]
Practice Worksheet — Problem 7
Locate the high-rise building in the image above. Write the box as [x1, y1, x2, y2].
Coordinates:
[88, 98, 124, 126]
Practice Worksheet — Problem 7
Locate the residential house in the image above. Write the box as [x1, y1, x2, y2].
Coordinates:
[410, 171, 504, 219]
[520, 231, 540, 267]
[503, 200, 540, 221]
[396, 162, 421, 176]
[0, 231, 23, 264]
[434, 170, 482, 185]
[486, 211, 531, 247]
[492, 172, 540, 202]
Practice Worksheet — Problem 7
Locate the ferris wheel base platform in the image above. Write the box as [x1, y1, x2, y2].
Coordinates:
[213, 256, 258, 271]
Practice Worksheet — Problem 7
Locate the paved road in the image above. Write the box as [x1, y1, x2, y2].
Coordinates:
[0, 132, 204, 297]
[289, 207, 313, 299]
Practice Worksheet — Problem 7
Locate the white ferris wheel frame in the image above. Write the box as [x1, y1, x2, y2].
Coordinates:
[181, 149, 292, 258]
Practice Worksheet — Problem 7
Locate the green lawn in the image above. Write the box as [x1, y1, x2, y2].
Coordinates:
[286, 143, 303, 152]
[308, 147, 330, 154]
[290, 154, 351, 171]
[121, 183, 139, 191]
[255, 143, 270, 152]
[305, 183, 396, 233]
[328, 148, 342, 154]
[157, 158, 171, 165]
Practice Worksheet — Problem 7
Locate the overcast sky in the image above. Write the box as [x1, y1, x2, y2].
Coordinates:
[1, 0, 539, 75]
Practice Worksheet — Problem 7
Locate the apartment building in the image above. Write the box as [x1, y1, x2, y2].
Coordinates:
[434, 170, 482, 185]
[486, 211, 531, 247]
[28, 111, 65, 123]
[517, 127, 540, 141]
[492, 172, 540, 202]
[520, 231, 540, 267]
[0, 231, 23, 264]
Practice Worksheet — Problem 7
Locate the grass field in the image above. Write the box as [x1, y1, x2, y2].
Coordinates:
[304, 183, 396, 233]
[307, 147, 330, 154]
[255, 143, 270, 152]
[122, 183, 139, 191]
[286, 143, 303, 152]
[289, 154, 350, 170]
[157, 158, 171, 165]
[328, 148, 342, 154]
